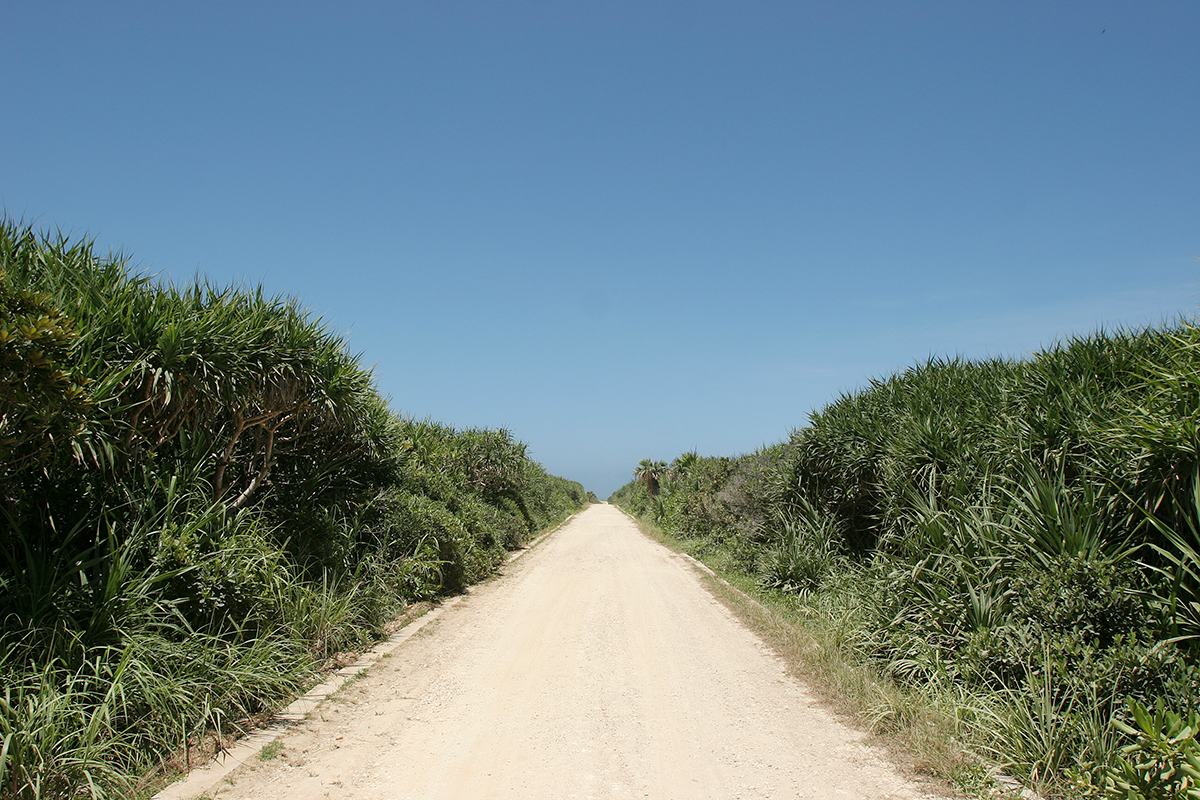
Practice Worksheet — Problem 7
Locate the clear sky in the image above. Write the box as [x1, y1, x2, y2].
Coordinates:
[3, 1, 1198, 497]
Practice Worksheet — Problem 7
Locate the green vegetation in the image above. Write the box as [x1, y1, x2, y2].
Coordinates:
[1105, 698, 1200, 800]
[0, 219, 587, 799]
[612, 326, 1200, 799]
[633, 459, 667, 499]
[257, 741, 283, 762]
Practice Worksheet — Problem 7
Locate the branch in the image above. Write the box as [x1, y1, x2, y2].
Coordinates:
[229, 419, 278, 510]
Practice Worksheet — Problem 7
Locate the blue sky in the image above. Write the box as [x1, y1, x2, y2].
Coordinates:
[3, 1, 1198, 497]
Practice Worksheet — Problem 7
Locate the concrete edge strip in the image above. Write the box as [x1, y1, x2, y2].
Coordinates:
[153, 595, 462, 800]
[154, 511, 579, 800]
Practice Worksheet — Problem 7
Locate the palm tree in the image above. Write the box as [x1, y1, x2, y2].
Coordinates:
[634, 459, 668, 498]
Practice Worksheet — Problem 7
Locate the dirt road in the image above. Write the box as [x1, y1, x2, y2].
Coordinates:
[204, 504, 947, 800]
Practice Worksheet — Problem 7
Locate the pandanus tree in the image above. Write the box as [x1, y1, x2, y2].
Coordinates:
[395, 420, 537, 530]
[0, 270, 92, 490]
[87, 281, 380, 511]
[0, 220, 385, 514]
[670, 451, 699, 481]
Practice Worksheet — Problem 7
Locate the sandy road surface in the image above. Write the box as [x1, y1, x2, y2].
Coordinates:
[205, 504, 948, 800]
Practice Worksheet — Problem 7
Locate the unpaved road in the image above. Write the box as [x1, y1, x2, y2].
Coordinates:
[207, 504, 948, 800]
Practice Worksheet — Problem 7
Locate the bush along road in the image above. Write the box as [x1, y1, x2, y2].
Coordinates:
[0, 219, 588, 799]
